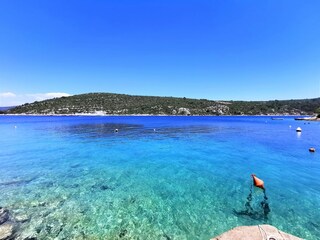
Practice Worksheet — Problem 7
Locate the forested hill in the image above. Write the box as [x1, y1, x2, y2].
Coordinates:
[3, 93, 320, 115]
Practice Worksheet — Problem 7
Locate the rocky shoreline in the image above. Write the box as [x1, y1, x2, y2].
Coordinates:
[295, 116, 320, 121]
[1, 209, 304, 240]
[1, 113, 315, 117]
[212, 224, 303, 240]
[0, 207, 34, 240]
[0, 207, 19, 240]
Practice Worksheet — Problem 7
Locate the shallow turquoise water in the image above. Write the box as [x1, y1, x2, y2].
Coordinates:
[0, 116, 319, 239]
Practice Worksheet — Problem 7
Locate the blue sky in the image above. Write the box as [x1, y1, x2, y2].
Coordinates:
[0, 0, 319, 106]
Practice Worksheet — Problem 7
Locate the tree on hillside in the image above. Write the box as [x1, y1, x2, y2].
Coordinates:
[315, 107, 320, 118]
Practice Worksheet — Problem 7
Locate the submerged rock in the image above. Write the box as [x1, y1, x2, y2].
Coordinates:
[91, 184, 114, 191]
[0, 208, 19, 240]
[0, 208, 9, 225]
[0, 177, 36, 187]
[14, 214, 30, 223]
[119, 229, 127, 238]
[162, 233, 171, 240]
[70, 163, 81, 168]
[100, 185, 113, 191]
[0, 222, 14, 240]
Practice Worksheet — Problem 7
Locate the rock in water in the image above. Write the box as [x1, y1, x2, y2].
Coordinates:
[14, 214, 30, 223]
[0, 208, 9, 225]
[211, 225, 302, 240]
[0, 222, 14, 240]
[0, 208, 18, 240]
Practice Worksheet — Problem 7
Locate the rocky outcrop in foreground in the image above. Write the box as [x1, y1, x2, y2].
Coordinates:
[212, 225, 302, 240]
[0, 208, 16, 240]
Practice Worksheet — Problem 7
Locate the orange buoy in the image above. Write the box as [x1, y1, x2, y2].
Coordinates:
[251, 174, 265, 190]
[309, 147, 316, 153]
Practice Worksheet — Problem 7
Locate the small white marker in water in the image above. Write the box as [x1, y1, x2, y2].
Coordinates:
[14, 126, 17, 129]
[289, 125, 291, 128]
[153, 128, 156, 132]
[114, 129, 118, 133]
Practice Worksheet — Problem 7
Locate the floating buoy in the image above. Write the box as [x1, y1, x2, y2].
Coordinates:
[309, 148, 316, 153]
[251, 174, 265, 190]
[114, 129, 118, 133]
[296, 127, 302, 132]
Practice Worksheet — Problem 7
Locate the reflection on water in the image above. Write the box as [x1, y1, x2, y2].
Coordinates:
[48, 122, 241, 142]
[51, 123, 144, 139]
[296, 131, 302, 138]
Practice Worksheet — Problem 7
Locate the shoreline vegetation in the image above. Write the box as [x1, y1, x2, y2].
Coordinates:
[1, 92, 319, 116]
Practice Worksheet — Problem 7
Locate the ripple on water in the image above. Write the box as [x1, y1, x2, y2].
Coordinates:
[0, 116, 319, 239]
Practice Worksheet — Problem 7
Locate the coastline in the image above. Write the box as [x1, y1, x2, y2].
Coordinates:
[0, 113, 314, 117]
[294, 116, 320, 121]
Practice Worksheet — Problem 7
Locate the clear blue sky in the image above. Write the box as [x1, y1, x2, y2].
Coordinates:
[0, 0, 319, 106]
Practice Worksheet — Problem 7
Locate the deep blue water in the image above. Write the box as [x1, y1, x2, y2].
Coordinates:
[0, 116, 319, 239]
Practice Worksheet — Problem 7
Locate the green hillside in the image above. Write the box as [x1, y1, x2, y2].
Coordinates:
[3, 92, 320, 115]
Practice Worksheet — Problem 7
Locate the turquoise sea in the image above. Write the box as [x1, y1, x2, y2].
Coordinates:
[0, 116, 319, 239]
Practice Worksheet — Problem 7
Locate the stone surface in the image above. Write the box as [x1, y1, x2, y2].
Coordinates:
[178, 108, 190, 115]
[0, 222, 14, 240]
[0, 208, 9, 225]
[14, 214, 30, 223]
[206, 105, 230, 115]
[211, 225, 303, 240]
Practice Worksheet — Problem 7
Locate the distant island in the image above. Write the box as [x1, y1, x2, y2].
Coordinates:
[1, 92, 320, 116]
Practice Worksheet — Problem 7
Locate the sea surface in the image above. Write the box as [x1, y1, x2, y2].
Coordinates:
[0, 116, 319, 239]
